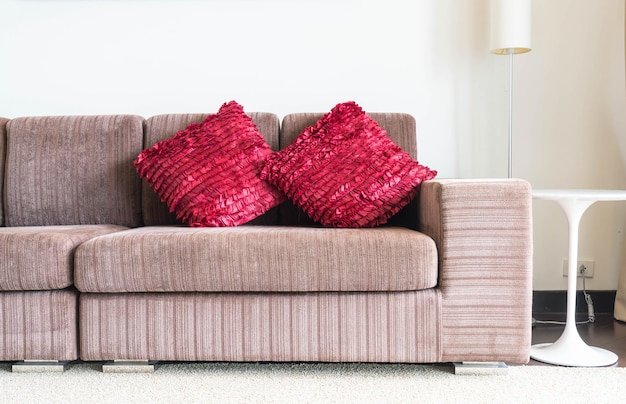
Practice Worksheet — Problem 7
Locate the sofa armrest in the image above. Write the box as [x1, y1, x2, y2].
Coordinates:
[418, 179, 533, 363]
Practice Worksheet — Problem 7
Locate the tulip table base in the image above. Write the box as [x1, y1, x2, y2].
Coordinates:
[530, 189, 625, 367]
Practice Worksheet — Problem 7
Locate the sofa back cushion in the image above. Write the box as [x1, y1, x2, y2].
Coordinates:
[279, 112, 420, 228]
[0, 118, 8, 227]
[142, 113, 281, 226]
[4, 115, 144, 227]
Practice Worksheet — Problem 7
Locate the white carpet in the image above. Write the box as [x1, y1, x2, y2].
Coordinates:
[1, 361, 625, 403]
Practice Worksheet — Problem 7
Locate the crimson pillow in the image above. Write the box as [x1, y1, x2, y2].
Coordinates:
[261, 101, 437, 228]
[134, 101, 285, 227]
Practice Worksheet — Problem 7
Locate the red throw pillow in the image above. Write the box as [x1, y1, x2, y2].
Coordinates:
[134, 101, 285, 227]
[261, 101, 437, 228]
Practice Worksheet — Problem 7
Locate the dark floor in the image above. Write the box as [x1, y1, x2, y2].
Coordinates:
[529, 313, 626, 367]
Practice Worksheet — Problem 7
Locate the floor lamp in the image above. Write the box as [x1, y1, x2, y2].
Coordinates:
[490, 0, 532, 178]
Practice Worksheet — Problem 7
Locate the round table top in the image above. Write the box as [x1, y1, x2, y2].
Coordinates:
[533, 189, 626, 202]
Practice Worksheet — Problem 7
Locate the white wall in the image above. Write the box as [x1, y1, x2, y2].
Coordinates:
[519, 0, 626, 290]
[0, 0, 625, 290]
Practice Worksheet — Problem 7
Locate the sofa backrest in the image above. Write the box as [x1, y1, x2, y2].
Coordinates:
[279, 112, 420, 228]
[4, 115, 144, 227]
[0, 118, 8, 227]
[280, 113, 418, 158]
[142, 113, 281, 226]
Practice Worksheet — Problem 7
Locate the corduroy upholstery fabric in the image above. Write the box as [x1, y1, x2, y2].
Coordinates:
[4, 115, 144, 227]
[75, 226, 438, 293]
[279, 112, 421, 228]
[0, 118, 8, 226]
[0, 290, 78, 361]
[418, 179, 533, 363]
[79, 290, 441, 362]
[0, 225, 128, 291]
[141, 112, 281, 226]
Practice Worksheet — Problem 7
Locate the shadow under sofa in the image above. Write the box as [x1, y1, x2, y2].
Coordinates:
[0, 112, 533, 372]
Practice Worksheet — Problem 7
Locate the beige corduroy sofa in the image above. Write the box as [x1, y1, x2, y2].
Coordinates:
[0, 112, 533, 372]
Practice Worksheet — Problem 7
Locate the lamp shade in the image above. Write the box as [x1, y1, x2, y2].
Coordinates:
[490, 0, 532, 54]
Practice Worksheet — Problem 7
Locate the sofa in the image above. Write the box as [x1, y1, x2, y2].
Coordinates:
[0, 107, 533, 372]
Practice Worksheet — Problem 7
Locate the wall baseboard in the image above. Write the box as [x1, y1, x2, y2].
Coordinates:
[533, 290, 616, 315]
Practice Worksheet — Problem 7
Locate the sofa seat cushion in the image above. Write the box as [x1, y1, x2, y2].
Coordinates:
[0, 225, 129, 291]
[75, 226, 438, 293]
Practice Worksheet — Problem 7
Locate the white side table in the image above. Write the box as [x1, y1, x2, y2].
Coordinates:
[531, 189, 626, 367]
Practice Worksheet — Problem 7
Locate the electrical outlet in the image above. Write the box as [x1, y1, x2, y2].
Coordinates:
[562, 260, 595, 278]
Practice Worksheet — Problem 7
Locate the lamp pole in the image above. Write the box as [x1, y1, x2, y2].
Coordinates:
[490, 0, 532, 179]
[508, 50, 513, 179]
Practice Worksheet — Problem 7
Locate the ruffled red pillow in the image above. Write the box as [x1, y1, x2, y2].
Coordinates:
[134, 101, 285, 227]
[261, 101, 437, 228]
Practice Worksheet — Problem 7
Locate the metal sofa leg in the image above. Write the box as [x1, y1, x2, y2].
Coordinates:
[452, 362, 508, 375]
[12, 360, 69, 373]
[102, 360, 158, 373]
